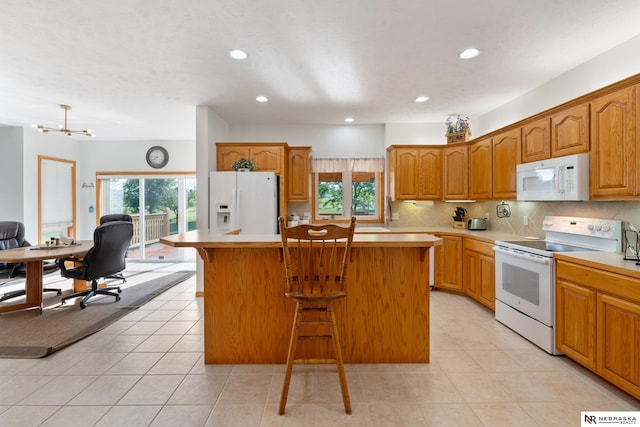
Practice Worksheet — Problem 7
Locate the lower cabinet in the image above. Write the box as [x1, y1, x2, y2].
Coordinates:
[597, 293, 640, 394]
[556, 259, 640, 400]
[434, 234, 463, 292]
[434, 235, 495, 311]
[556, 279, 596, 370]
[462, 238, 495, 310]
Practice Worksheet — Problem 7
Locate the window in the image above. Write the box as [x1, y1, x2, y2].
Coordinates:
[97, 172, 197, 262]
[312, 158, 384, 223]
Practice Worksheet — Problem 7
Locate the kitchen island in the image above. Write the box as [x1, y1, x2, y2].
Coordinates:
[160, 230, 441, 364]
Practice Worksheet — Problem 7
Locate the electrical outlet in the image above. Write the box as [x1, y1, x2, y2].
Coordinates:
[523, 215, 529, 226]
[391, 213, 400, 220]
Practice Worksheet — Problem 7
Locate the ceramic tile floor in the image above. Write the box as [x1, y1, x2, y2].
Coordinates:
[0, 261, 638, 427]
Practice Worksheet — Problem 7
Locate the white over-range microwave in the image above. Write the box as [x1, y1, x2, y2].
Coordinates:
[516, 153, 589, 201]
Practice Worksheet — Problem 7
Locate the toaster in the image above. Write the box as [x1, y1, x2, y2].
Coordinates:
[467, 218, 487, 230]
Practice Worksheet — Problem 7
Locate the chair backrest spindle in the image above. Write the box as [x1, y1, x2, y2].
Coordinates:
[279, 216, 356, 297]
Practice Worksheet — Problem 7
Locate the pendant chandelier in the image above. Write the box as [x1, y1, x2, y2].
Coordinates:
[33, 104, 94, 137]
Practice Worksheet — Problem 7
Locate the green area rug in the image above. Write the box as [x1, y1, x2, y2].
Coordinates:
[0, 271, 195, 358]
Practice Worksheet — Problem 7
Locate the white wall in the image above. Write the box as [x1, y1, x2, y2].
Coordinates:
[22, 130, 81, 244]
[385, 122, 446, 146]
[383, 34, 640, 146]
[475, 34, 640, 136]
[78, 139, 196, 239]
[0, 127, 25, 222]
[15, 129, 196, 242]
[228, 124, 385, 157]
[195, 105, 230, 292]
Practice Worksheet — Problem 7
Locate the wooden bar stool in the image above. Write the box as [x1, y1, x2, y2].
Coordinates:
[278, 216, 356, 415]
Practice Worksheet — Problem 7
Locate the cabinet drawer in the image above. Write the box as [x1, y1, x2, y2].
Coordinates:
[463, 238, 494, 257]
[556, 260, 640, 304]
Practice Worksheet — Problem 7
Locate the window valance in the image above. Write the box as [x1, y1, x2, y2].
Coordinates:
[310, 158, 384, 173]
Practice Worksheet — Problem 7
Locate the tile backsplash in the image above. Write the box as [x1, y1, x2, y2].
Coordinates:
[389, 200, 640, 238]
[289, 199, 640, 238]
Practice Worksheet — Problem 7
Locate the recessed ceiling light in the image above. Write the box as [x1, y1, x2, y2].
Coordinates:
[256, 95, 268, 102]
[415, 96, 430, 103]
[459, 48, 480, 59]
[229, 49, 248, 60]
[344, 117, 355, 123]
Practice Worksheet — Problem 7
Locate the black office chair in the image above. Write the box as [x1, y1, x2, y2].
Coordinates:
[0, 221, 61, 302]
[58, 221, 133, 309]
[99, 214, 133, 283]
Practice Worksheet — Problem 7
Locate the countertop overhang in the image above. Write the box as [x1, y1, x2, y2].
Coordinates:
[160, 229, 442, 249]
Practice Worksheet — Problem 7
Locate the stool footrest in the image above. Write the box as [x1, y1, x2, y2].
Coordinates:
[299, 321, 330, 326]
[294, 358, 337, 365]
[298, 335, 331, 340]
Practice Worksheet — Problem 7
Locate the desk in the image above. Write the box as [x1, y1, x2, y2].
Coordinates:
[161, 231, 441, 364]
[0, 242, 92, 313]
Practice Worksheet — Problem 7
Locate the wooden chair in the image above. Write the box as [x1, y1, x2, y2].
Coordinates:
[278, 216, 356, 415]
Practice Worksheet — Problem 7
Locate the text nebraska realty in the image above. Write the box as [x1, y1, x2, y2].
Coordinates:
[584, 414, 637, 425]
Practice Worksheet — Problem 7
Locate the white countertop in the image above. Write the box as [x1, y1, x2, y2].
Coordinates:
[356, 226, 522, 243]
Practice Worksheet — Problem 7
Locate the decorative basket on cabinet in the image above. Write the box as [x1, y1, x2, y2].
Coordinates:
[445, 115, 471, 144]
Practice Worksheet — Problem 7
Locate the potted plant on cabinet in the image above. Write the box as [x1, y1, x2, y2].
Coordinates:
[231, 157, 256, 171]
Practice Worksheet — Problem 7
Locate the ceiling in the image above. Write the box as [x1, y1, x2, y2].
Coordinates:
[2, 0, 640, 142]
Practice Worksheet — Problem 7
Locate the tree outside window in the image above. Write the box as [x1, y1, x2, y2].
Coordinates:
[313, 159, 383, 223]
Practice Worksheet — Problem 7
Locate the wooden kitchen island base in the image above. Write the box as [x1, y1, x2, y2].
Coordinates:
[160, 231, 440, 364]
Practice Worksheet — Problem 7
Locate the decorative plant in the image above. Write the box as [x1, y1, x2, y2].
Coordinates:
[231, 157, 256, 171]
[445, 115, 470, 134]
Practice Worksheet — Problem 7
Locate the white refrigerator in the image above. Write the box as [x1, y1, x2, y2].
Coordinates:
[209, 171, 279, 234]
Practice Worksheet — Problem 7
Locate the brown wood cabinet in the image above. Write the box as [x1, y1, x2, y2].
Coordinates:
[597, 293, 640, 393]
[551, 103, 590, 157]
[590, 86, 638, 199]
[434, 234, 463, 292]
[521, 104, 589, 163]
[216, 143, 286, 173]
[522, 118, 551, 163]
[442, 144, 469, 200]
[287, 146, 310, 201]
[387, 146, 442, 200]
[462, 238, 495, 310]
[492, 129, 520, 200]
[469, 138, 492, 200]
[556, 279, 596, 370]
[418, 148, 442, 200]
[556, 258, 640, 399]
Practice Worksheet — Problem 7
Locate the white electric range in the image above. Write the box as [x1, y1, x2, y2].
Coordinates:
[493, 216, 622, 354]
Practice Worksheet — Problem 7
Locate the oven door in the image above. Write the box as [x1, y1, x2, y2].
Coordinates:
[494, 246, 554, 326]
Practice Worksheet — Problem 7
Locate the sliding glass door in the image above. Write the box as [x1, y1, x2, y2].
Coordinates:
[99, 174, 196, 261]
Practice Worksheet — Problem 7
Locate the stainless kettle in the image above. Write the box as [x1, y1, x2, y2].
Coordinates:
[467, 218, 487, 230]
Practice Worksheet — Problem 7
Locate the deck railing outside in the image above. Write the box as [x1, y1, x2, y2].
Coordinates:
[129, 209, 171, 248]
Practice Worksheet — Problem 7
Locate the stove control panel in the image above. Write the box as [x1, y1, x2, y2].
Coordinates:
[542, 216, 622, 252]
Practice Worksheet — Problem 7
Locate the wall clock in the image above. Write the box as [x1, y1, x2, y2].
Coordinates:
[146, 146, 169, 169]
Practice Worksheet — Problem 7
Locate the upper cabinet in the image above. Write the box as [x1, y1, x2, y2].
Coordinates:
[287, 146, 311, 201]
[492, 128, 520, 200]
[418, 148, 443, 200]
[589, 86, 637, 199]
[216, 143, 286, 173]
[551, 103, 590, 157]
[387, 146, 441, 200]
[469, 138, 492, 200]
[442, 144, 469, 200]
[522, 118, 551, 163]
[521, 103, 589, 163]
